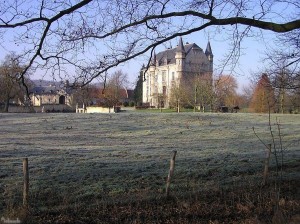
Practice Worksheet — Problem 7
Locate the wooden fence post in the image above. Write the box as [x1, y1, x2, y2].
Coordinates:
[263, 144, 271, 185]
[23, 158, 29, 207]
[166, 151, 177, 197]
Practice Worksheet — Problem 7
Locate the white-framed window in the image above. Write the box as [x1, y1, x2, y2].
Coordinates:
[163, 86, 167, 96]
[162, 71, 166, 82]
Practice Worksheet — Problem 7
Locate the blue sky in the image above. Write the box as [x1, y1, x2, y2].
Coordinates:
[115, 28, 278, 92]
[0, 26, 278, 93]
[0, 1, 287, 93]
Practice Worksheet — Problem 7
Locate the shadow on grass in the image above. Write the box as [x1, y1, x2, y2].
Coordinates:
[2, 175, 299, 224]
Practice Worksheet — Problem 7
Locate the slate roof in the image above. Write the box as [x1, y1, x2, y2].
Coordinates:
[30, 83, 73, 95]
[155, 42, 204, 65]
[205, 41, 213, 56]
[177, 37, 185, 53]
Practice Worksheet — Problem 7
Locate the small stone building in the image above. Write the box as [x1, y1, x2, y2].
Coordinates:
[29, 80, 74, 112]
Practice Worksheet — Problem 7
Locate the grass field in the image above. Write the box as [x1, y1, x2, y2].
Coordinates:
[0, 111, 299, 223]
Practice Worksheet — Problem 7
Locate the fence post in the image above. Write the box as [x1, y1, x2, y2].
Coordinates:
[263, 144, 271, 185]
[166, 151, 177, 197]
[23, 158, 29, 207]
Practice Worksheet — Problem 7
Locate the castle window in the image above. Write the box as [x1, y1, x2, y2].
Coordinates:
[162, 71, 166, 82]
[172, 72, 175, 81]
[163, 86, 167, 96]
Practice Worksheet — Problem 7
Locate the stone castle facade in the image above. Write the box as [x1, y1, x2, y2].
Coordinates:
[142, 37, 213, 108]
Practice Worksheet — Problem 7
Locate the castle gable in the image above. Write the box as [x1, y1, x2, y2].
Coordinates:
[155, 43, 206, 66]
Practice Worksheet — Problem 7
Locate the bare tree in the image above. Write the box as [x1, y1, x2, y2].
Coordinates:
[193, 73, 214, 112]
[239, 81, 255, 110]
[261, 27, 300, 112]
[169, 82, 187, 112]
[266, 29, 300, 74]
[102, 70, 129, 108]
[249, 74, 276, 113]
[0, 0, 299, 87]
[288, 84, 300, 113]
[169, 73, 214, 112]
[0, 54, 29, 112]
[214, 74, 238, 110]
[72, 84, 99, 108]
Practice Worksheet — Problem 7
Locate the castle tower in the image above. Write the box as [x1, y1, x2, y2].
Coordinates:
[150, 51, 156, 67]
[175, 37, 186, 80]
[205, 41, 213, 72]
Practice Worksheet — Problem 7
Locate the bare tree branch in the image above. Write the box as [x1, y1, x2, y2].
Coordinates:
[0, 0, 299, 85]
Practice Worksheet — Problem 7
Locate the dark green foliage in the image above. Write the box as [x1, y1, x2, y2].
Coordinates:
[123, 101, 129, 107]
[133, 69, 143, 105]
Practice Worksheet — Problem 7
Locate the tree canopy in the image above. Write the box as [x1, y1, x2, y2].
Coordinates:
[0, 54, 29, 112]
[250, 74, 276, 113]
[0, 0, 299, 87]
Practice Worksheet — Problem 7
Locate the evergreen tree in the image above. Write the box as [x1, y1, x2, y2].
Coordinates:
[133, 68, 144, 106]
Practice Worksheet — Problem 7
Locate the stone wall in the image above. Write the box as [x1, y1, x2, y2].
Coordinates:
[35, 104, 74, 113]
[4, 105, 74, 113]
[86, 106, 117, 113]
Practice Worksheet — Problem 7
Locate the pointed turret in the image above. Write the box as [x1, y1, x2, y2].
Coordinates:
[175, 37, 186, 60]
[205, 41, 213, 60]
[205, 41, 213, 73]
[175, 37, 186, 81]
[176, 36, 185, 54]
[150, 51, 156, 66]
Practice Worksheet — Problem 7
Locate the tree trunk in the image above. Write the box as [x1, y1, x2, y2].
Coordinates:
[280, 88, 285, 114]
[3, 97, 10, 112]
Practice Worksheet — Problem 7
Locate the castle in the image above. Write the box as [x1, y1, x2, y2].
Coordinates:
[142, 37, 213, 108]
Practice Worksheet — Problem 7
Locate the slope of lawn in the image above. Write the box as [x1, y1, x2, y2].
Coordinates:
[0, 112, 299, 223]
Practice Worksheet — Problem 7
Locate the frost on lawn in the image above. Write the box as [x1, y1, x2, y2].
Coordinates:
[0, 112, 299, 217]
